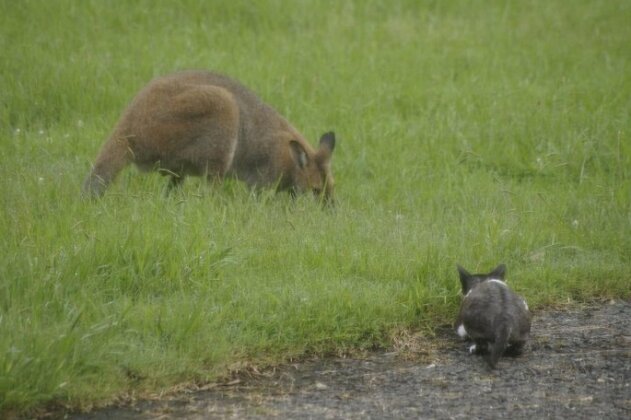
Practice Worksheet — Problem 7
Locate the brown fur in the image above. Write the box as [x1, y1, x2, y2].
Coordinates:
[83, 70, 335, 202]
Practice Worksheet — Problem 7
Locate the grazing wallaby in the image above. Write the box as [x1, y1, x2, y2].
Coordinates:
[455, 264, 531, 369]
[83, 70, 336, 202]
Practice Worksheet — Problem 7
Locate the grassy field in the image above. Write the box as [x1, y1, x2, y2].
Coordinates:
[1, 0, 630, 415]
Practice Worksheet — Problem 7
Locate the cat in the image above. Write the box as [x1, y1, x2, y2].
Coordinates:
[455, 264, 531, 369]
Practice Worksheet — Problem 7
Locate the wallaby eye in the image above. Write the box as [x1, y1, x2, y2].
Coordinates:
[312, 187, 322, 195]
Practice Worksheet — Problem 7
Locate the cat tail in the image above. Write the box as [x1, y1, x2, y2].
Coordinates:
[486, 317, 510, 369]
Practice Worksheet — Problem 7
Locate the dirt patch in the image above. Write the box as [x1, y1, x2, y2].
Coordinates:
[72, 301, 631, 419]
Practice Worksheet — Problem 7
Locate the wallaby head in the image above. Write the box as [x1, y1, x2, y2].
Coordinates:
[287, 132, 336, 205]
[82, 70, 337, 205]
[455, 264, 531, 369]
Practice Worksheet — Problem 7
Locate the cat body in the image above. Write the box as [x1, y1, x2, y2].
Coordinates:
[455, 264, 531, 368]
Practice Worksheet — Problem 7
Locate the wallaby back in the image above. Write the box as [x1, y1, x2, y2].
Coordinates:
[83, 70, 336, 202]
[455, 264, 531, 369]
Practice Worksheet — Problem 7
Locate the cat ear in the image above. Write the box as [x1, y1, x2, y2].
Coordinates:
[490, 264, 507, 280]
[457, 265, 472, 294]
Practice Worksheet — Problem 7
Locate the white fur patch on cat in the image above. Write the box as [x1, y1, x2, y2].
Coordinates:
[468, 343, 477, 354]
[522, 298, 529, 311]
[457, 323, 468, 338]
[487, 279, 507, 287]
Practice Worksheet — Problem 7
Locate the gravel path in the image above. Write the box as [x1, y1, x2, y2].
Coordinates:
[73, 301, 631, 419]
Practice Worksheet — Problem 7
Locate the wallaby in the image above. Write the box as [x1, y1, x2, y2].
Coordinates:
[455, 264, 531, 369]
[83, 70, 336, 202]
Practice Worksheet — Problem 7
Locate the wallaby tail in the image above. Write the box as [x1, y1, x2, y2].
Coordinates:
[486, 318, 510, 369]
[82, 135, 132, 198]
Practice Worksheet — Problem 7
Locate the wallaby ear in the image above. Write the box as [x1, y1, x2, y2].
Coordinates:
[289, 140, 308, 169]
[457, 265, 472, 294]
[319, 131, 336, 155]
[490, 264, 507, 280]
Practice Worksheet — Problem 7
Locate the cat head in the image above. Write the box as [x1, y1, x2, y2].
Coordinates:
[457, 264, 506, 296]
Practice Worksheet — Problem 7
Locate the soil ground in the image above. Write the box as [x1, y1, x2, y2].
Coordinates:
[71, 301, 631, 419]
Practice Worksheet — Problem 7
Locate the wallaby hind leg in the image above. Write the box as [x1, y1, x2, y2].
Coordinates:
[83, 135, 133, 198]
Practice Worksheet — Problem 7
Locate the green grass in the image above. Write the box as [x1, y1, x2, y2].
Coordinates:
[1, 0, 630, 415]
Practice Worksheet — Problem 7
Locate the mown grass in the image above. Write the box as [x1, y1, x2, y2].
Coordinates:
[1, 0, 630, 415]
